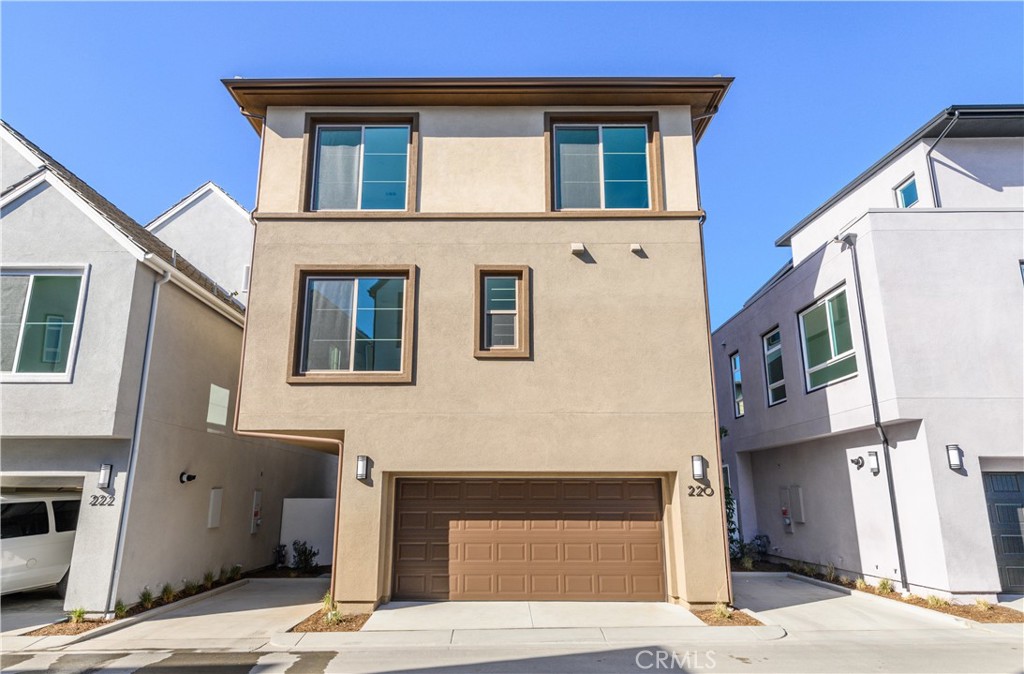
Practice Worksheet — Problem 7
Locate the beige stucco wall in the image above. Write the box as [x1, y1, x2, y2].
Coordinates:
[238, 212, 728, 608]
[257, 106, 700, 214]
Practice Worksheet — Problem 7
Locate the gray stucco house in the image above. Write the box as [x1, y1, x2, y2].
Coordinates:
[0, 121, 336, 614]
[713, 105, 1024, 601]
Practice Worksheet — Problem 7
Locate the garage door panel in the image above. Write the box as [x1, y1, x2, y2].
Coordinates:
[393, 478, 665, 601]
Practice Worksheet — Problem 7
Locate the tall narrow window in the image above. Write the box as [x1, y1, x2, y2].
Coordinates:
[293, 266, 415, 383]
[1, 270, 85, 378]
[311, 125, 410, 211]
[554, 125, 650, 210]
[895, 176, 919, 208]
[730, 352, 744, 418]
[475, 266, 531, 359]
[799, 288, 858, 391]
[762, 328, 787, 405]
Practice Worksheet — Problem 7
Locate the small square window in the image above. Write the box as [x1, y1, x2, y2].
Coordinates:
[895, 177, 919, 208]
[475, 266, 531, 359]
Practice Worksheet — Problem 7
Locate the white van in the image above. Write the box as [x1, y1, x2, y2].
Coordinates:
[1, 492, 81, 597]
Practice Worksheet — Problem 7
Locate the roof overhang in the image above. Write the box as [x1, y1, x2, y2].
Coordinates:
[775, 104, 1024, 247]
[223, 76, 733, 142]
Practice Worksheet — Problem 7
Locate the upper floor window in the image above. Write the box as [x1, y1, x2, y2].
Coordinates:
[762, 328, 787, 405]
[895, 176, 919, 208]
[291, 266, 415, 384]
[0, 268, 86, 381]
[553, 123, 652, 210]
[799, 287, 858, 391]
[311, 124, 411, 211]
[730, 352, 744, 418]
[475, 266, 531, 359]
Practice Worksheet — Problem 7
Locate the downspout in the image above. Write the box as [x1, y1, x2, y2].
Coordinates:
[924, 110, 960, 208]
[104, 268, 170, 616]
[228, 107, 347, 607]
[838, 232, 909, 592]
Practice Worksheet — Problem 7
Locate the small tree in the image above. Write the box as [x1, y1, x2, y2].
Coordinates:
[292, 540, 320, 574]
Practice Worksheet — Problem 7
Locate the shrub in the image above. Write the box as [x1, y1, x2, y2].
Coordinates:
[824, 562, 837, 583]
[975, 599, 992, 612]
[741, 556, 754, 571]
[854, 578, 868, 591]
[292, 540, 320, 573]
[160, 583, 176, 603]
[183, 579, 200, 596]
[322, 591, 334, 612]
[724, 487, 741, 559]
[324, 610, 343, 626]
[712, 602, 731, 620]
[750, 535, 771, 561]
[227, 564, 243, 582]
[203, 571, 215, 590]
[67, 607, 87, 624]
[139, 587, 155, 609]
[877, 578, 894, 594]
[218, 567, 228, 583]
[838, 575, 850, 586]
[114, 599, 127, 619]
[926, 594, 949, 608]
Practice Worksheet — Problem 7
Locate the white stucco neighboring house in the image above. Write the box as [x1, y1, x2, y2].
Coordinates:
[713, 105, 1024, 601]
[145, 182, 253, 305]
[0, 121, 337, 615]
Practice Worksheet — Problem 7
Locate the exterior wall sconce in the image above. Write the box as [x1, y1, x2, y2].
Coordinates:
[867, 451, 880, 476]
[179, 472, 197, 484]
[946, 445, 963, 470]
[98, 464, 112, 489]
[691, 455, 706, 481]
[850, 456, 864, 469]
[356, 455, 369, 481]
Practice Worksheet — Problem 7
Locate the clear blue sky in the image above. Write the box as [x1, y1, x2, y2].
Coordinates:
[3, 2, 1022, 326]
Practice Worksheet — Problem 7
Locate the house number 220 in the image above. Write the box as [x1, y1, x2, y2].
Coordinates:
[687, 485, 714, 497]
[90, 495, 116, 506]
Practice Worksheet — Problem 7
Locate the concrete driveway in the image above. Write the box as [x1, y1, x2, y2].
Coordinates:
[363, 601, 703, 631]
[0, 587, 65, 635]
[75, 578, 328, 651]
[732, 573, 963, 632]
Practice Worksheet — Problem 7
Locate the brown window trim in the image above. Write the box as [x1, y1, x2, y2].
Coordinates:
[474, 265, 531, 359]
[544, 112, 665, 213]
[300, 113, 420, 213]
[287, 264, 417, 384]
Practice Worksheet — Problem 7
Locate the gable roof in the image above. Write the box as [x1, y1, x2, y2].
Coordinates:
[1, 120, 244, 317]
[774, 104, 1024, 247]
[146, 180, 251, 234]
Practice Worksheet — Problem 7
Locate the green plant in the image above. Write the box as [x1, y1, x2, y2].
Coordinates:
[218, 567, 228, 583]
[877, 578, 894, 594]
[67, 607, 87, 624]
[712, 602, 731, 620]
[925, 594, 949, 608]
[975, 599, 992, 612]
[724, 487, 741, 559]
[838, 575, 850, 586]
[324, 610, 343, 626]
[183, 579, 200, 596]
[719, 426, 729, 438]
[824, 562, 837, 583]
[906, 594, 920, 602]
[203, 571, 215, 590]
[139, 587, 155, 609]
[160, 583, 176, 603]
[292, 540, 320, 573]
[114, 599, 127, 619]
[227, 564, 243, 582]
[741, 556, 754, 571]
[854, 578, 868, 591]
[322, 591, 334, 612]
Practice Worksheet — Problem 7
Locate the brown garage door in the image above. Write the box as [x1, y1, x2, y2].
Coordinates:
[392, 478, 665, 601]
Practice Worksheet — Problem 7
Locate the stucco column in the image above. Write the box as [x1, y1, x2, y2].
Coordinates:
[332, 452, 386, 613]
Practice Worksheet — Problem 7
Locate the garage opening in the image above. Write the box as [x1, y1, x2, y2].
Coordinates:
[392, 478, 666, 601]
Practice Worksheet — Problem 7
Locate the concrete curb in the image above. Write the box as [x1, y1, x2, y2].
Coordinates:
[785, 573, 967, 628]
[19, 579, 250, 650]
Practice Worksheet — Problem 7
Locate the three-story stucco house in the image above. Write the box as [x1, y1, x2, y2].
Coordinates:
[225, 77, 734, 611]
[713, 105, 1024, 601]
[0, 121, 336, 614]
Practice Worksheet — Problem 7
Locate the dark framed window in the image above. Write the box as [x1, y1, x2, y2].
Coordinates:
[475, 266, 531, 359]
[799, 287, 858, 391]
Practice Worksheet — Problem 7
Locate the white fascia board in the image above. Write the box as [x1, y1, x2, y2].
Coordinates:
[0, 125, 46, 170]
[1, 170, 145, 262]
[0, 170, 48, 208]
[142, 253, 244, 327]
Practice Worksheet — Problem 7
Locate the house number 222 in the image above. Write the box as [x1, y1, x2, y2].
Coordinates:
[89, 495, 116, 506]
[687, 485, 714, 497]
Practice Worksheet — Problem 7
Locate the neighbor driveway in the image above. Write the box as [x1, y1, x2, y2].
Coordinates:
[732, 573, 963, 632]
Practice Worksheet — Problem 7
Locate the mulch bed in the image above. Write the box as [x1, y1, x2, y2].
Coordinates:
[731, 559, 791, 573]
[789, 570, 1024, 623]
[290, 608, 370, 632]
[692, 609, 763, 626]
[24, 620, 109, 636]
[245, 565, 330, 579]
